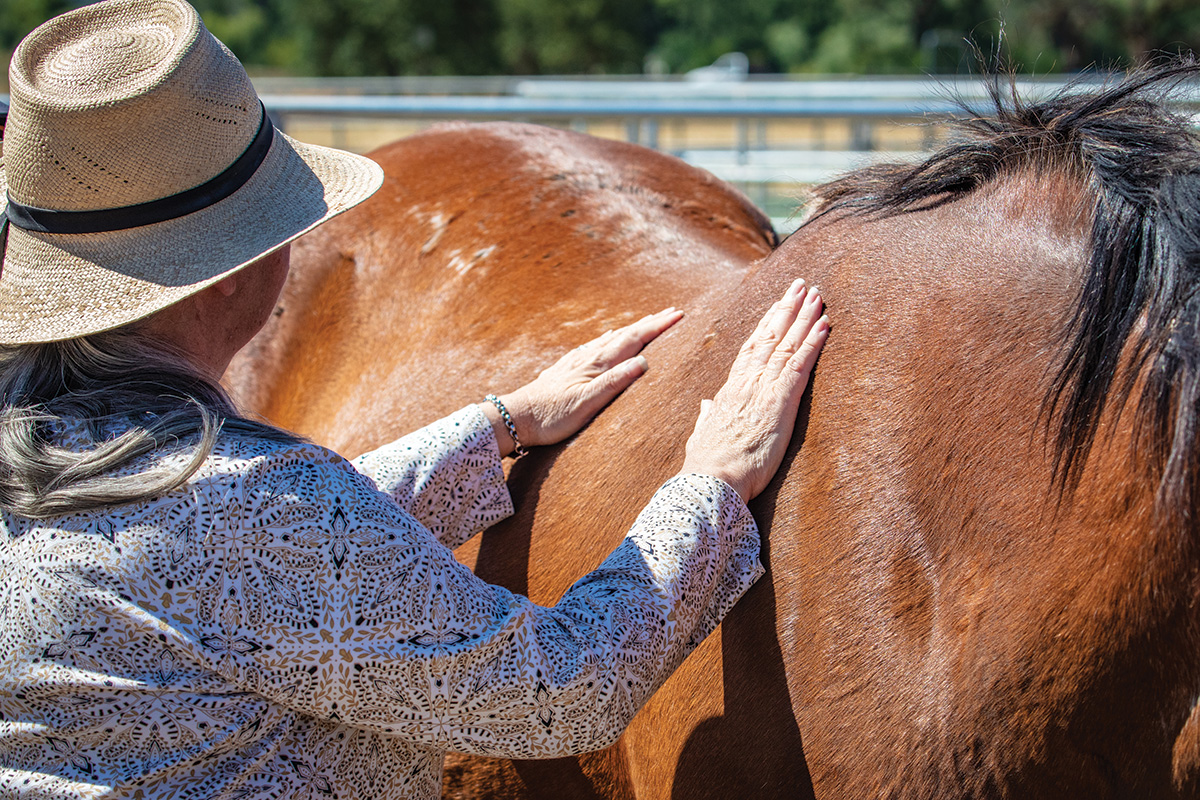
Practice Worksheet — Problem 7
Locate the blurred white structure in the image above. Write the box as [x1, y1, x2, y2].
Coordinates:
[685, 53, 750, 82]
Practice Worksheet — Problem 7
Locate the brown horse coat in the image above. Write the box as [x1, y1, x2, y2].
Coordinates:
[228, 121, 774, 455]
[227, 68, 1200, 798]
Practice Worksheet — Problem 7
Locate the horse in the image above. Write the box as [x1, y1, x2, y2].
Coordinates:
[225, 63, 1200, 798]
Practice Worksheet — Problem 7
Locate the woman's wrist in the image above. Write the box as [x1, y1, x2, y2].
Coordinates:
[676, 464, 751, 503]
[479, 395, 525, 458]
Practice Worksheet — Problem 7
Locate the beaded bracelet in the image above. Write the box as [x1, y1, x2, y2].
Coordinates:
[485, 394, 528, 458]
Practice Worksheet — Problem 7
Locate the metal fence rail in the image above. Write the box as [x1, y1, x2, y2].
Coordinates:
[257, 93, 970, 118]
[4, 76, 1198, 230]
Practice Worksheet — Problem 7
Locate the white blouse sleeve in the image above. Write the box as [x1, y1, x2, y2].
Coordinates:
[162, 445, 763, 759]
[350, 404, 513, 548]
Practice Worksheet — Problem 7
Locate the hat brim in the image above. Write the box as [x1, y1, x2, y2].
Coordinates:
[0, 130, 383, 345]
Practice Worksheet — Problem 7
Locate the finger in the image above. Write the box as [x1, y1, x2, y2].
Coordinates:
[738, 279, 807, 368]
[592, 328, 618, 348]
[739, 291, 790, 355]
[575, 354, 650, 418]
[627, 307, 684, 344]
[765, 287, 824, 375]
[595, 307, 684, 365]
[785, 314, 830, 377]
[580, 308, 679, 351]
[773, 314, 829, 412]
[762, 281, 808, 347]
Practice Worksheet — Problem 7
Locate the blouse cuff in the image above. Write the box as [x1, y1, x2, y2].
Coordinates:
[351, 405, 514, 548]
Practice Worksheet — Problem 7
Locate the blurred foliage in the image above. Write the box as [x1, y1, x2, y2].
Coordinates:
[496, 0, 655, 73]
[0, 0, 73, 50]
[0, 0, 1197, 76]
[283, 0, 499, 75]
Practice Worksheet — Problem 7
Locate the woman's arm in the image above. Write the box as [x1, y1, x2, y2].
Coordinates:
[157, 445, 759, 758]
[155, 281, 826, 757]
[352, 308, 684, 548]
[351, 405, 513, 548]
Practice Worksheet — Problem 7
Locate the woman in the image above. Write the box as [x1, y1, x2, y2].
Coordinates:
[0, 1, 829, 798]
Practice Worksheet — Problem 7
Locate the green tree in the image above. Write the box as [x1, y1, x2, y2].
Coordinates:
[193, 0, 298, 71]
[285, 0, 499, 76]
[998, 0, 1200, 70]
[650, 0, 834, 72]
[495, 0, 656, 73]
[1, 0, 73, 52]
[5, 0, 1199, 78]
[805, 0, 926, 73]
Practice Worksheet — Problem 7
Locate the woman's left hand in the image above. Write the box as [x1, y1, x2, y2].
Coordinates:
[481, 308, 684, 456]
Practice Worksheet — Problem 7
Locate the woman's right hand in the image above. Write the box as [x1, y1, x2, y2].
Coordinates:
[679, 279, 829, 502]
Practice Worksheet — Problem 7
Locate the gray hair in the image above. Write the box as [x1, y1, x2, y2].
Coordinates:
[0, 325, 298, 519]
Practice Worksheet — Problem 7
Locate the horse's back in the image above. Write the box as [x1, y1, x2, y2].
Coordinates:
[226, 121, 775, 453]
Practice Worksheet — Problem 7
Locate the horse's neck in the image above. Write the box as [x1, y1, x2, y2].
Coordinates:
[742, 175, 1200, 792]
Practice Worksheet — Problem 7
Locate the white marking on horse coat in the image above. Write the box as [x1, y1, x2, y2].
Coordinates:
[421, 212, 449, 255]
[448, 245, 497, 276]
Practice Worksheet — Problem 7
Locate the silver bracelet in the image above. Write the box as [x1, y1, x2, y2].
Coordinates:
[485, 394, 528, 458]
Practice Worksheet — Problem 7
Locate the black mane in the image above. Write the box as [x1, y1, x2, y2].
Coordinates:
[814, 60, 1200, 514]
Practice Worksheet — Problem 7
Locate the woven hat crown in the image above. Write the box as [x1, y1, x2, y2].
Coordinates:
[5, 0, 260, 213]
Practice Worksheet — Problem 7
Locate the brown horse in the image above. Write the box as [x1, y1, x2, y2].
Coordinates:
[227, 64, 1200, 798]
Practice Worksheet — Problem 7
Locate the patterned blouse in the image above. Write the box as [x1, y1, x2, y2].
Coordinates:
[0, 405, 762, 799]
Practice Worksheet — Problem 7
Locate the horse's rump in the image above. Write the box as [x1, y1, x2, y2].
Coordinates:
[227, 121, 774, 455]
[225, 120, 775, 798]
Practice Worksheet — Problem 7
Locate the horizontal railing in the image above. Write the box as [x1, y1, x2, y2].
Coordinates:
[257, 94, 965, 119]
[4, 76, 1197, 231]
[5, 75, 1197, 124]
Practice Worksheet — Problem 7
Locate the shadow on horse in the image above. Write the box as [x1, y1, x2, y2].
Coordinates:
[226, 62, 1200, 798]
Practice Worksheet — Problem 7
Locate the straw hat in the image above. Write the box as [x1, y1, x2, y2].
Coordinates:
[0, 0, 384, 345]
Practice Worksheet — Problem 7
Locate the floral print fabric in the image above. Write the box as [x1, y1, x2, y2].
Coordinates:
[0, 405, 762, 799]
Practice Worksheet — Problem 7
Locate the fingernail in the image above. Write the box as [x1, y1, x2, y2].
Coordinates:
[633, 355, 649, 373]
